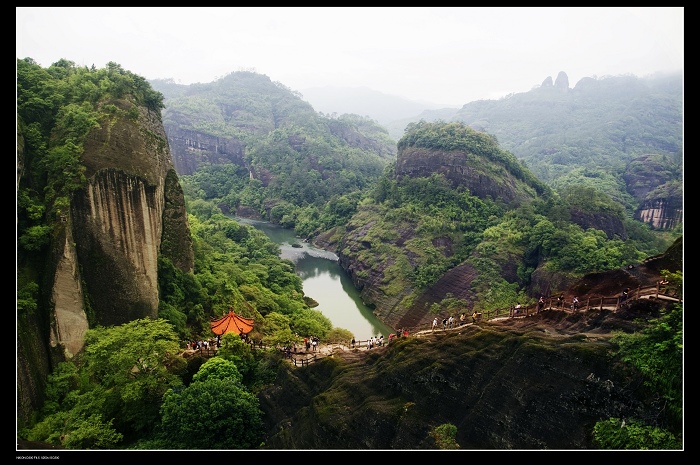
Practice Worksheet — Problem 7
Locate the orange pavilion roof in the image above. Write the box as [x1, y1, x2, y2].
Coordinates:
[210, 310, 255, 336]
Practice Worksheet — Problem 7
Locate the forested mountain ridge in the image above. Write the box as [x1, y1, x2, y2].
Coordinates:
[384, 72, 683, 232]
[157, 71, 682, 235]
[149, 73, 396, 220]
[327, 120, 676, 331]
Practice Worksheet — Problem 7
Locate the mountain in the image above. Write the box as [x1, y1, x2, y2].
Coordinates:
[299, 85, 459, 126]
[17, 59, 194, 428]
[386, 72, 683, 232]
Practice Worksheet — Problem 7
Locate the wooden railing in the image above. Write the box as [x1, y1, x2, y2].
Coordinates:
[406, 282, 681, 335]
[188, 283, 680, 364]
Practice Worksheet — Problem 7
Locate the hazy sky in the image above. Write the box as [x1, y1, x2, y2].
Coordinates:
[17, 7, 683, 105]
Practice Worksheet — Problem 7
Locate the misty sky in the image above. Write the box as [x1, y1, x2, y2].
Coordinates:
[17, 7, 683, 106]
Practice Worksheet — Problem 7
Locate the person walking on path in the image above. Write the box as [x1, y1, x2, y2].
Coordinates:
[620, 287, 630, 303]
[442, 318, 448, 330]
[432, 318, 438, 332]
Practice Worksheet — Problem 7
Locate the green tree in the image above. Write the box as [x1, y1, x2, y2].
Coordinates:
[593, 418, 681, 450]
[429, 423, 460, 449]
[158, 358, 264, 449]
[593, 300, 683, 449]
[82, 318, 184, 440]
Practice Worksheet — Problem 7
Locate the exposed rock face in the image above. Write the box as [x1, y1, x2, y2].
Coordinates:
[623, 154, 683, 231]
[636, 198, 683, 230]
[17, 98, 194, 427]
[49, 225, 89, 358]
[554, 71, 569, 90]
[47, 100, 192, 356]
[165, 127, 246, 175]
[396, 147, 535, 206]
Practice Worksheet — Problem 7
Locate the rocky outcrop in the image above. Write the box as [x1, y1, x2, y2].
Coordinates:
[17, 97, 194, 428]
[396, 147, 536, 207]
[56, 100, 192, 350]
[165, 127, 246, 175]
[636, 197, 683, 230]
[554, 71, 569, 90]
[336, 135, 545, 331]
[623, 154, 683, 231]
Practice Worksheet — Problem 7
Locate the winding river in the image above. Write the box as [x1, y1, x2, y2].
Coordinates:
[234, 217, 393, 339]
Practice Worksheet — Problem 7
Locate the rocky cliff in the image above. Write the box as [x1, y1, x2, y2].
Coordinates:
[636, 198, 683, 231]
[165, 127, 246, 175]
[17, 98, 193, 427]
[624, 154, 683, 231]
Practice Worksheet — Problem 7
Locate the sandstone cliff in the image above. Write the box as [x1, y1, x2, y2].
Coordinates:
[624, 154, 683, 231]
[17, 98, 193, 427]
[166, 127, 246, 176]
[396, 147, 538, 207]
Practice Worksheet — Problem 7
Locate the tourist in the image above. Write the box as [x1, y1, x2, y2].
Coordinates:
[572, 296, 579, 311]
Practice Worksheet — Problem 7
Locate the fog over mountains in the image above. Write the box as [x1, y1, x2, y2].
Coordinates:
[299, 85, 459, 126]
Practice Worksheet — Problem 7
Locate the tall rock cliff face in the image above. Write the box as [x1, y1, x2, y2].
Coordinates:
[67, 100, 193, 329]
[165, 127, 246, 175]
[623, 154, 683, 231]
[17, 98, 193, 427]
[636, 198, 683, 230]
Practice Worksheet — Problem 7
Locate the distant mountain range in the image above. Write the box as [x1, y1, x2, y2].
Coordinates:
[299, 85, 459, 127]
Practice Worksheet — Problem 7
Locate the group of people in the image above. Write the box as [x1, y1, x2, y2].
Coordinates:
[304, 336, 320, 352]
[431, 312, 476, 332]
[350, 331, 406, 349]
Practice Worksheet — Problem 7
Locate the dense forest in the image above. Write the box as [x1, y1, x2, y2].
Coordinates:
[17, 58, 682, 451]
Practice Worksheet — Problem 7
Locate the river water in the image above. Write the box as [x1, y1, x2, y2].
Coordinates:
[234, 218, 393, 339]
